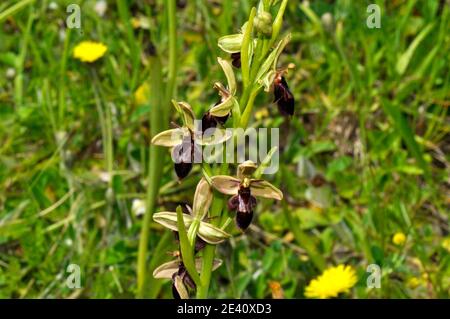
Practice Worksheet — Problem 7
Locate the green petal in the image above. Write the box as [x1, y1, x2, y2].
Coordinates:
[211, 175, 241, 195]
[250, 179, 283, 200]
[198, 221, 231, 244]
[153, 211, 193, 231]
[151, 128, 186, 147]
[217, 58, 236, 95]
[218, 33, 243, 53]
[197, 128, 232, 146]
[192, 178, 213, 220]
[172, 100, 196, 130]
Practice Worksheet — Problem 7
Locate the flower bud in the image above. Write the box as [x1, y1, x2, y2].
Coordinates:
[321, 12, 334, 33]
[218, 34, 243, 53]
[254, 11, 273, 36]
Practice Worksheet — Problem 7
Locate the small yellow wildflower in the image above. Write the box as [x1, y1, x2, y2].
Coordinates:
[442, 237, 450, 253]
[73, 41, 107, 63]
[255, 108, 269, 120]
[134, 82, 150, 105]
[392, 232, 406, 246]
[131, 17, 141, 29]
[305, 265, 357, 299]
[407, 277, 421, 289]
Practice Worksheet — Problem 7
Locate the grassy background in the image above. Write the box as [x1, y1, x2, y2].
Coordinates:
[0, 0, 449, 298]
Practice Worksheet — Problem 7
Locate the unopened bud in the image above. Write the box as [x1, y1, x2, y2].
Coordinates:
[254, 11, 273, 36]
[321, 12, 334, 33]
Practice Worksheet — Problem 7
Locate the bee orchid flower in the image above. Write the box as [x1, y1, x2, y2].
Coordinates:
[151, 100, 231, 179]
[152, 179, 227, 299]
[153, 179, 231, 244]
[153, 258, 222, 299]
[273, 71, 295, 116]
[202, 58, 239, 132]
[210, 161, 283, 231]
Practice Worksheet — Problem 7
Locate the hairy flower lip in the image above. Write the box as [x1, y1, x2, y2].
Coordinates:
[273, 75, 295, 116]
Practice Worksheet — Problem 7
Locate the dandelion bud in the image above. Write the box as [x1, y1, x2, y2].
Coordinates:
[321, 12, 334, 33]
[94, 0, 107, 17]
[6, 68, 16, 79]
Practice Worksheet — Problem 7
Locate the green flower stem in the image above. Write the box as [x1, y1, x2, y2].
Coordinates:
[241, 7, 256, 89]
[166, 0, 177, 101]
[239, 86, 251, 113]
[177, 207, 202, 286]
[196, 244, 216, 298]
[197, 164, 228, 299]
[137, 54, 165, 298]
[240, 85, 262, 128]
[220, 216, 232, 230]
[268, 0, 288, 51]
[187, 219, 200, 251]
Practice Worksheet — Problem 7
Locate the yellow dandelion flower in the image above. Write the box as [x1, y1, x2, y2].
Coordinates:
[392, 232, 406, 246]
[134, 82, 150, 105]
[305, 265, 357, 299]
[73, 41, 107, 63]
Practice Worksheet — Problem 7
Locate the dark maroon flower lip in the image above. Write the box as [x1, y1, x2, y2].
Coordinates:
[231, 52, 241, 68]
[171, 133, 202, 180]
[235, 210, 254, 231]
[228, 186, 257, 231]
[201, 111, 230, 134]
[274, 75, 295, 116]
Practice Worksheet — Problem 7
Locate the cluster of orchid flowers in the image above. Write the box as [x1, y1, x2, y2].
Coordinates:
[152, 163, 282, 298]
[151, 0, 292, 298]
